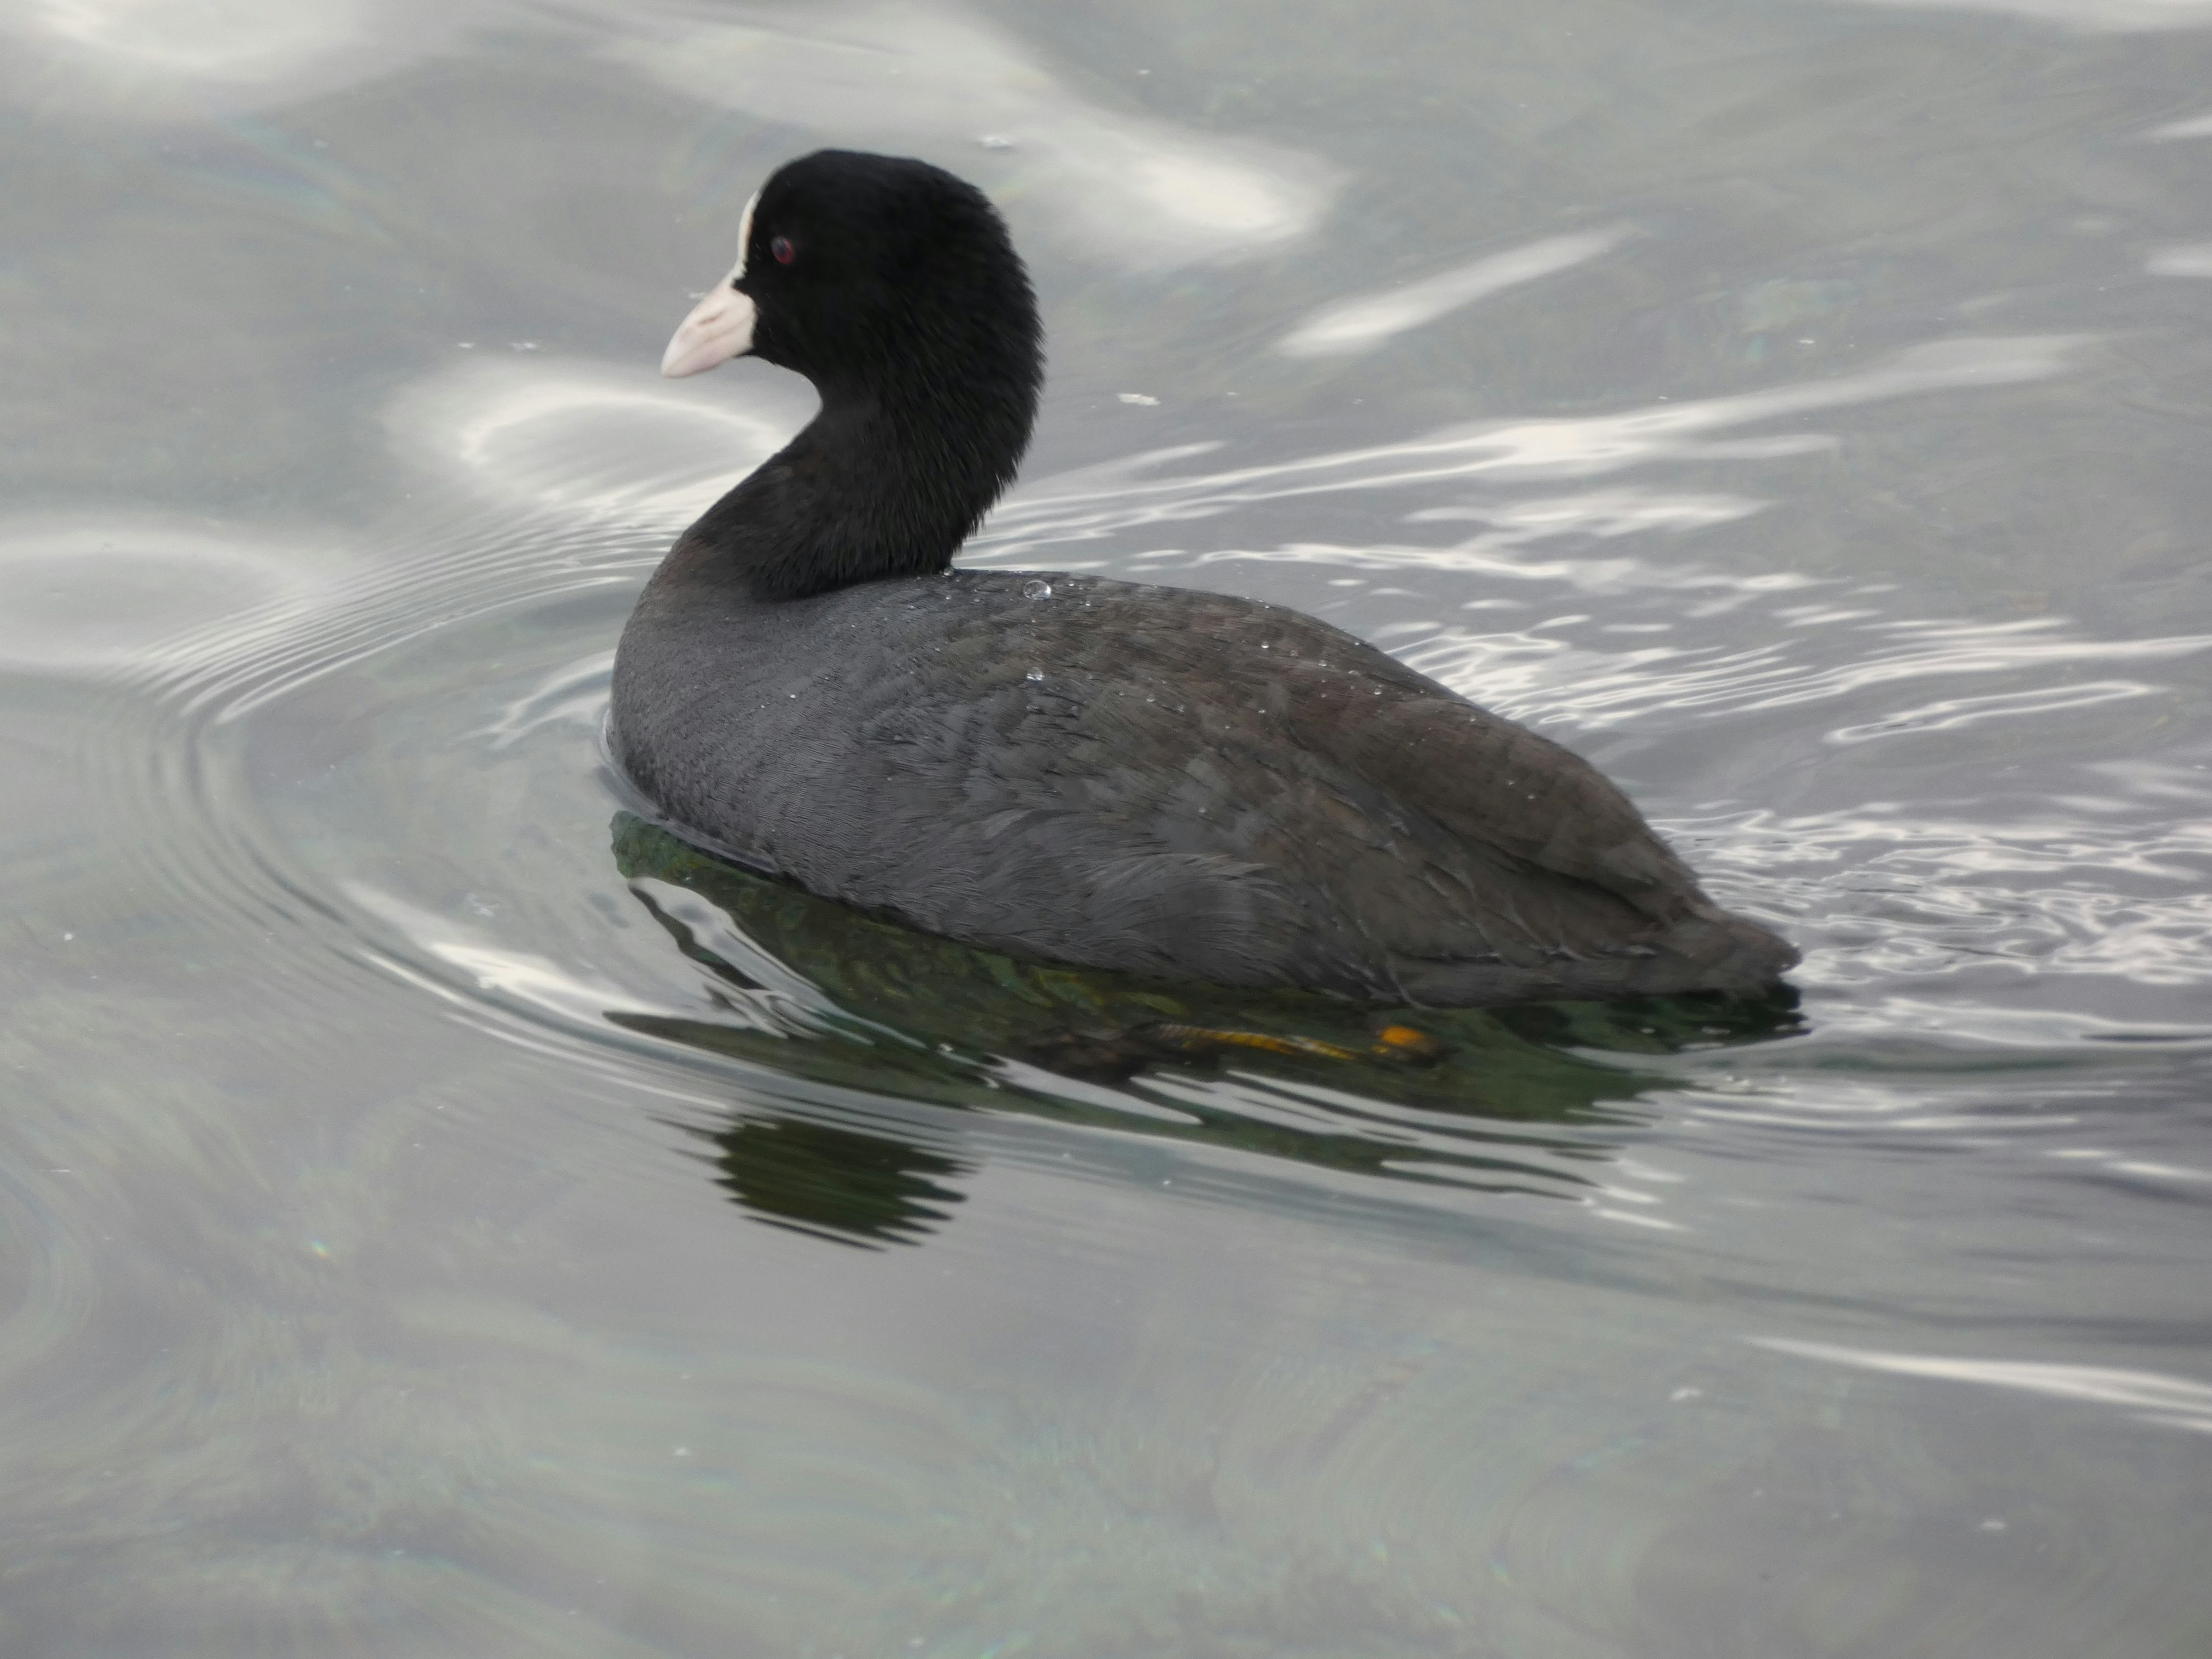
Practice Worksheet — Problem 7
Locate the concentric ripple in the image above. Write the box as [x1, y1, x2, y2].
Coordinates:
[15, 327, 2206, 1275]
[10, 4, 2212, 1648]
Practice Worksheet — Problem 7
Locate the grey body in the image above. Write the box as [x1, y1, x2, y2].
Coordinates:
[611, 557, 1797, 1004]
[617, 151, 1795, 1004]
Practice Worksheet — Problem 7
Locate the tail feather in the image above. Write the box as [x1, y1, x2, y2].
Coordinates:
[1382, 904, 1798, 1007]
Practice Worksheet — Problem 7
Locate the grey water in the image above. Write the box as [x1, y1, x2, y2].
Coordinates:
[3, 0, 2211, 1652]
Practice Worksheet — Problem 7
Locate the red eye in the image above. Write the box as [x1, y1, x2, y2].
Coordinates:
[771, 236, 795, 266]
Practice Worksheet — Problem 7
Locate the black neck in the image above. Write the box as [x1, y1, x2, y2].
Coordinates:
[674, 365, 1033, 602]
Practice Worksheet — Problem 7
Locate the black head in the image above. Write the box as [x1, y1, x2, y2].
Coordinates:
[665, 150, 1040, 402]
[660, 151, 1044, 598]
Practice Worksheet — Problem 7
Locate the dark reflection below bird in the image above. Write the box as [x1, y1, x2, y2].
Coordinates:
[609, 149, 1799, 1007]
[694, 1115, 968, 1251]
[611, 815, 1802, 1248]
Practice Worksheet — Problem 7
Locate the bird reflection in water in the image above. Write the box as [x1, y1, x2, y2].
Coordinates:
[609, 815, 1801, 1247]
[687, 1114, 969, 1251]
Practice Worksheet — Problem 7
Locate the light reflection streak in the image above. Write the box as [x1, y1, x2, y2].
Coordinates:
[1752, 1338, 2212, 1435]
[371, 328, 2212, 1009]
[1835, 0, 2212, 32]
[1825, 680, 2157, 743]
[1278, 229, 1632, 357]
[1385, 611, 2212, 733]
[344, 882, 666, 1029]
[974, 335, 2084, 559]
[384, 355, 812, 524]
[1696, 810, 2212, 998]
[2147, 111, 2212, 139]
[21, 0, 366, 81]
[0, 517, 329, 677]
[612, 3, 1334, 269]
[474, 650, 616, 751]
[2147, 243, 2212, 278]
[2046, 1148, 2212, 1181]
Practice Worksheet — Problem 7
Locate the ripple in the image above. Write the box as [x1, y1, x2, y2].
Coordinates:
[609, 2, 1336, 269]
[384, 355, 811, 528]
[24, 521, 1672, 1254]
[1695, 806, 2212, 1016]
[1278, 228, 1634, 357]
[1752, 1338, 2212, 1435]
[2148, 241, 2212, 278]
[0, 517, 328, 678]
[956, 336, 2212, 1032]
[343, 880, 680, 1033]
[2147, 110, 2212, 139]
[472, 649, 618, 751]
[1, 503, 656, 1109]
[338, 798, 1692, 1235]
[1393, 611, 2212, 733]
[974, 334, 2084, 559]
[0, 0, 482, 118]
[17, 0, 368, 82]
[13, 12, 2212, 1650]
[1837, 0, 2212, 29]
[29, 324, 2199, 1260]
[1824, 679, 2161, 743]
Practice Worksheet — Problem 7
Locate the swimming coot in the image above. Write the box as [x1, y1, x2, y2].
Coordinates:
[611, 149, 1797, 1005]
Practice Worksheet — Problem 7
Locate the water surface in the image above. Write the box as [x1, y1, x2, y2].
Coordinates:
[3, 0, 2211, 1653]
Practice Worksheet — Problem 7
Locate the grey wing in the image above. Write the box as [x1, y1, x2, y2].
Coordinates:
[1245, 634, 1717, 967]
[830, 650, 1313, 985]
[1276, 644, 1800, 993]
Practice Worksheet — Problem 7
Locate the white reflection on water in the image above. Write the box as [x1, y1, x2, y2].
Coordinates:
[345, 877, 854, 1054]
[2046, 1146, 2212, 1181]
[345, 881, 653, 1028]
[1824, 679, 2156, 741]
[1278, 229, 1633, 358]
[0, 517, 327, 676]
[1753, 1338, 2212, 1434]
[977, 332, 2172, 752]
[976, 334, 2084, 558]
[1701, 808, 2212, 1001]
[363, 325, 2212, 1016]
[19, 0, 364, 81]
[387, 327, 2078, 554]
[363, 319, 2212, 1019]
[2148, 243, 2212, 277]
[1, 0, 482, 116]
[384, 355, 811, 524]
[611, 3, 1335, 268]
[473, 649, 616, 751]
[1838, 0, 2212, 31]
[1395, 611, 2212, 731]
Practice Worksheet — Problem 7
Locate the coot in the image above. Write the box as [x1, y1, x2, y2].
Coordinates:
[611, 150, 1797, 1005]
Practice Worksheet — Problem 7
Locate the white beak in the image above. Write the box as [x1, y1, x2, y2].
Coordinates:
[662, 189, 762, 379]
[661, 274, 756, 378]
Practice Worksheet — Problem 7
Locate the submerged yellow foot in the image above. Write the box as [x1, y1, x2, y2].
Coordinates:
[1141, 1022, 1448, 1066]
